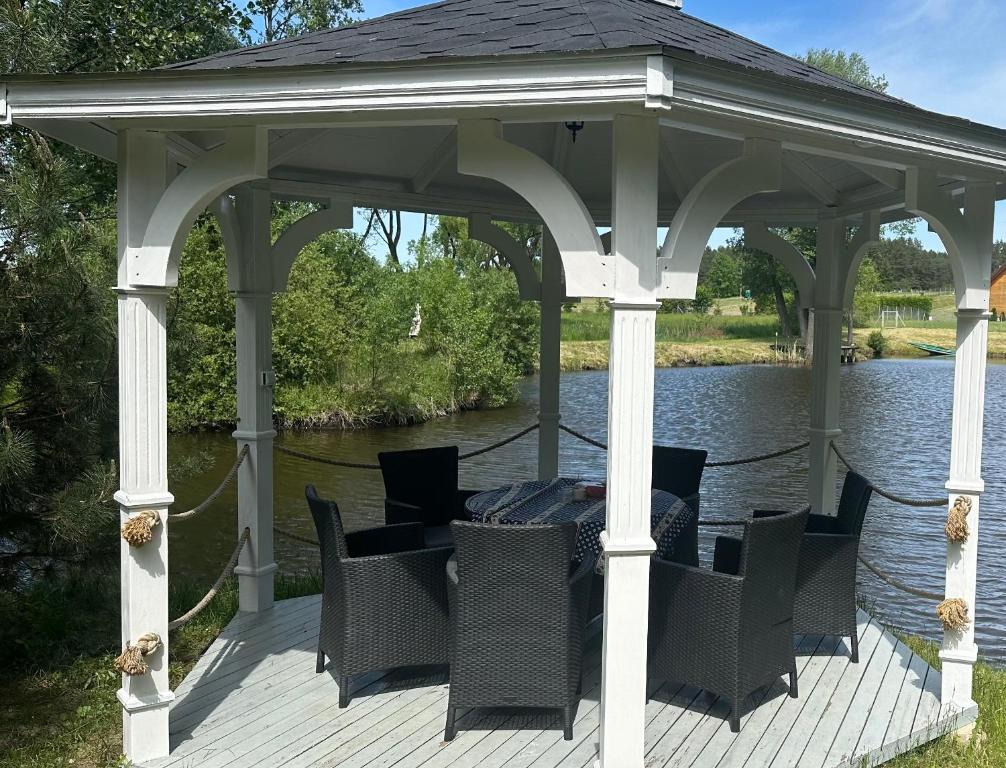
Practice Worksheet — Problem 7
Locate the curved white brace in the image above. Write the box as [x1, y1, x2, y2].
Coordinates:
[132, 128, 267, 287]
[211, 194, 245, 291]
[457, 119, 609, 299]
[840, 210, 881, 308]
[743, 222, 816, 308]
[906, 168, 994, 310]
[468, 214, 540, 301]
[658, 138, 782, 299]
[599, 230, 612, 256]
[271, 202, 354, 291]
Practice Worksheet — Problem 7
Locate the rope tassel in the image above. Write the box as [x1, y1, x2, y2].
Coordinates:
[937, 598, 970, 631]
[121, 510, 160, 547]
[114, 632, 162, 676]
[945, 496, 972, 543]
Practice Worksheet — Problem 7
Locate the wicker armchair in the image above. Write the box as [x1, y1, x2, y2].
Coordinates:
[305, 485, 453, 707]
[756, 471, 873, 662]
[377, 445, 480, 547]
[649, 506, 809, 732]
[652, 445, 708, 499]
[444, 520, 594, 742]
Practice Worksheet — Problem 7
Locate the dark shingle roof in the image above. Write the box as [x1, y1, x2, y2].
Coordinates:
[163, 0, 906, 107]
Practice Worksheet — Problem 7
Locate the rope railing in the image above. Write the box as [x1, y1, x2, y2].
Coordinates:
[121, 445, 251, 546]
[274, 424, 540, 469]
[559, 423, 808, 468]
[830, 442, 948, 508]
[168, 527, 250, 631]
[170, 444, 250, 521]
[274, 525, 320, 546]
[557, 424, 608, 450]
[857, 553, 944, 601]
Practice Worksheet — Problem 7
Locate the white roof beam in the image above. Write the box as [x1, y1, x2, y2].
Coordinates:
[850, 161, 905, 190]
[268, 127, 336, 169]
[409, 127, 456, 194]
[782, 151, 839, 206]
[659, 134, 691, 203]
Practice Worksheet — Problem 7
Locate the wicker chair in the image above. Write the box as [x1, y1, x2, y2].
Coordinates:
[377, 445, 480, 547]
[652, 445, 708, 499]
[444, 520, 594, 742]
[648, 506, 809, 732]
[756, 471, 873, 662]
[305, 485, 453, 707]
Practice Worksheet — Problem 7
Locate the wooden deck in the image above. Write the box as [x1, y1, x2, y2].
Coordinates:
[143, 596, 975, 768]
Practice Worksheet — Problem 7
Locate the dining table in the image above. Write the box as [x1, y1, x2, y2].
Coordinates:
[464, 477, 695, 565]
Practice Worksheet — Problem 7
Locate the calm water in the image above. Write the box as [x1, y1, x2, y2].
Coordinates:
[168, 359, 1006, 660]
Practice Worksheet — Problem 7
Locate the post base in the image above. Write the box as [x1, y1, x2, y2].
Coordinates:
[119, 689, 174, 763]
[236, 561, 278, 613]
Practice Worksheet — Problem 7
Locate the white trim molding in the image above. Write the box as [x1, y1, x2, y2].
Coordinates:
[131, 127, 267, 287]
[906, 170, 996, 310]
[457, 118, 610, 298]
[658, 137, 782, 299]
[841, 210, 882, 308]
[743, 221, 815, 308]
[468, 213, 541, 301]
[271, 201, 354, 291]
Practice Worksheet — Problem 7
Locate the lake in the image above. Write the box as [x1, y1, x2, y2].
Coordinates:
[167, 358, 1006, 660]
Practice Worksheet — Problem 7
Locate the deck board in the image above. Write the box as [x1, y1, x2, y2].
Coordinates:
[141, 596, 975, 768]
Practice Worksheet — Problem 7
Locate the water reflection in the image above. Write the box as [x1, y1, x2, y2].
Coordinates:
[168, 359, 1005, 660]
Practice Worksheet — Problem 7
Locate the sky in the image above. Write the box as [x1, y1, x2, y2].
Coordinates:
[352, 0, 1006, 256]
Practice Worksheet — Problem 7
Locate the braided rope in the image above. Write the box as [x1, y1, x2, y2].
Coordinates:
[557, 424, 608, 450]
[857, 553, 944, 601]
[274, 444, 380, 469]
[274, 525, 319, 546]
[170, 445, 250, 520]
[830, 443, 948, 508]
[706, 441, 809, 467]
[558, 424, 808, 468]
[274, 424, 540, 469]
[168, 527, 250, 631]
[459, 423, 539, 459]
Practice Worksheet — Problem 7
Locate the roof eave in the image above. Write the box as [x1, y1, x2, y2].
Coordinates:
[5, 48, 1006, 182]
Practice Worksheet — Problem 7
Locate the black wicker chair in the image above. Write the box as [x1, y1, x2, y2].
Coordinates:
[444, 520, 594, 742]
[652, 445, 708, 499]
[756, 471, 873, 662]
[305, 485, 453, 707]
[648, 506, 809, 732]
[377, 445, 480, 548]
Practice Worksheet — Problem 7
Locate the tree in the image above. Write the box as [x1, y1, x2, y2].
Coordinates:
[993, 240, 1006, 273]
[362, 209, 405, 266]
[700, 246, 743, 298]
[0, 0, 357, 575]
[241, 0, 361, 43]
[803, 49, 890, 93]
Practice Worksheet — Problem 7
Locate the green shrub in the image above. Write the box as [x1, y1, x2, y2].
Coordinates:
[867, 330, 889, 357]
[854, 293, 933, 326]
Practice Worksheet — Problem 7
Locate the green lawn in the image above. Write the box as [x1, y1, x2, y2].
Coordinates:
[561, 311, 780, 343]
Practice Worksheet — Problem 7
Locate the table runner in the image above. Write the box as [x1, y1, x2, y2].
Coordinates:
[465, 478, 694, 563]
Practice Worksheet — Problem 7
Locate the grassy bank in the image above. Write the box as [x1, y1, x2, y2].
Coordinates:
[2, 573, 1003, 767]
[559, 310, 1006, 370]
[0, 574, 321, 768]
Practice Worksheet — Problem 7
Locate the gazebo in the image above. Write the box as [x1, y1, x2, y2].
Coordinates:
[3, 0, 1003, 765]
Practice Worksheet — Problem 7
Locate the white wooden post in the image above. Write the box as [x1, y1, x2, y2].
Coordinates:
[538, 230, 562, 479]
[115, 130, 174, 762]
[219, 187, 278, 613]
[807, 215, 845, 517]
[598, 114, 659, 768]
[940, 181, 995, 708]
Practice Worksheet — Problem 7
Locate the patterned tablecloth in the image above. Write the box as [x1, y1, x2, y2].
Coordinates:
[464, 478, 694, 563]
